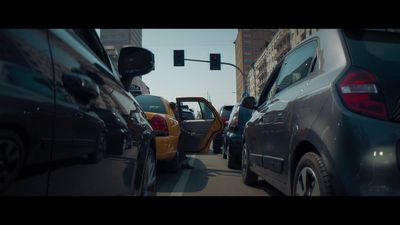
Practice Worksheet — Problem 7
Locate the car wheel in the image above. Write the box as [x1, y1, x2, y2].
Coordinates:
[222, 138, 227, 159]
[87, 132, 106, 163]
[241, 142, 258, 185]
[140, 146, 157, 196]
[213, 141, 221, 154]
[0, 130, 24, 192]
[227, 145, 240, 170]
[166, 151, 181, 173]
[293, 152, 333, 196]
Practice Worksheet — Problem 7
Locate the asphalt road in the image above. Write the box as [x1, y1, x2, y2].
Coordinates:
[156, 150, 284, 196]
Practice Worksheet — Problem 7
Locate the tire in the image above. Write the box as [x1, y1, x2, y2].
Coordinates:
[166, 151, 181, 173]
[222, 138, 227, 159]
[139, 146, 157, 196]
[227, 145, 240, 170]
[0, 130, 24, 192]
[213, 141, 221, 154]
[292, 152, 333, 196]
[87, 132, 106, 163]
[241, 142, 258, 185]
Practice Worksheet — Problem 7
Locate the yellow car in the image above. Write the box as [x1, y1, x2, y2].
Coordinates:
[135, 95, 223, 172]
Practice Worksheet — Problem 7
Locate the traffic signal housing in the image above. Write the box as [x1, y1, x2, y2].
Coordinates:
[174, 50, 185, 66]
[210, 53, 221, 70]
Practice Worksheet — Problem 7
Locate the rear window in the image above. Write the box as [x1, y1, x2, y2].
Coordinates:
[343, 29, 400, 63]
[342, 29, 400, 120]
[221, 105, 234, 118]
[134, 95, 167, 114]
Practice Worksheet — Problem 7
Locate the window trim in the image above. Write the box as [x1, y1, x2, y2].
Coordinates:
[68, 29, 112, 71]
[257, 62, 283, 108]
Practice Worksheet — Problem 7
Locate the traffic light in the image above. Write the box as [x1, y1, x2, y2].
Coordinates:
[174, 50, 185, 66]
[210, 53, 221, 70]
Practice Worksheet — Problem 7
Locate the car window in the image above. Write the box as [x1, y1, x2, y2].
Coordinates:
[181, 110, 195, 120]
[200, 102, 215, 119]
[221, 105, 233, 118]
[275, 40, 317, 93]
[257, 63, 283, 106]
[135, 95, 167, 114]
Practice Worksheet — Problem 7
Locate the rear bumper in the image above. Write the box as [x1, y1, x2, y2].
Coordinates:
[321, 99, 400, 195]
[155, 136, 178, 161]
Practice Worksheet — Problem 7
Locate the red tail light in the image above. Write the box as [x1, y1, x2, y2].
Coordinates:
[338, 69, 388, 120]
[150, 114, 169, 136]
[230, 115, 239, 128]
[222, 117, 229, 126]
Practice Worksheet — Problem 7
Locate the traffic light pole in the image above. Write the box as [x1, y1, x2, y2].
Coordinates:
[184, 58, 248, 95]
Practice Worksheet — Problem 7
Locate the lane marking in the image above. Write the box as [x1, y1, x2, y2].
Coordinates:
[169, 155, 196, 196]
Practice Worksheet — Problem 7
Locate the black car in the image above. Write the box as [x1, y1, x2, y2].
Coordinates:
[0, 29, 156, 196]
[212, 105, 233, 153]
[242, 29, 400, 196]
[223, 97, 255, 169]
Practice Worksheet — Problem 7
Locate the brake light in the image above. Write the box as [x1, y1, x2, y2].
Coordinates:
[150, 114, 169, 136]
[230, 115, 239, 128]
[338, 69, 388, 120]
[222, 117, 229, 125]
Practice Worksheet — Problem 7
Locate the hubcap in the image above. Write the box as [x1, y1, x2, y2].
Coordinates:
[0, 139, 20, 188]
[295, 167, 321, 196]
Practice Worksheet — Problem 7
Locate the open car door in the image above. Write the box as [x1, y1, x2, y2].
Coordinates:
[176, 97, 223, 154]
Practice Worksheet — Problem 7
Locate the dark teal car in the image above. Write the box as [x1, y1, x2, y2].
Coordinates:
[223, 97, 255, 169]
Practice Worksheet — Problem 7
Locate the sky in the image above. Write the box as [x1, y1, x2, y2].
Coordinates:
[141, 29, 238, 111]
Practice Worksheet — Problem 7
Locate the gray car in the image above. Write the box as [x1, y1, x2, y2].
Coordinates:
[242, 29, 400, 196]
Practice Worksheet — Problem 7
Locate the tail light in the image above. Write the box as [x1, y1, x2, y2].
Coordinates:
[230, 115, 239, 128]
[338, 69, 388, 120]
[222, 117, 229, 126]
[150, 114, 169, 136]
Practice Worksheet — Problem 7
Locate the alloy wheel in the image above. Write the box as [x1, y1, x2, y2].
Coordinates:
[295, 167, 321, 196]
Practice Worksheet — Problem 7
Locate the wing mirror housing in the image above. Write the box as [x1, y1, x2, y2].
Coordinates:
[118, 46, 154, 90]
[241, 96, 256, 109]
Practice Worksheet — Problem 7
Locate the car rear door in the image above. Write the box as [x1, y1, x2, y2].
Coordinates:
[176, 97, 222, 154]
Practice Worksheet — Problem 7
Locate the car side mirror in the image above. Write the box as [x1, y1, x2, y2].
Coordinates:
[241, 96, 256, 109]
[118, 46, 154, 90]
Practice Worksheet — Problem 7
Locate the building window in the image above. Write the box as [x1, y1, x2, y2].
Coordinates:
[244, 52, 252, 56]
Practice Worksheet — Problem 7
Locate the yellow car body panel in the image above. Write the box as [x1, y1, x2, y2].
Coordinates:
[142, 97, 180, 161]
